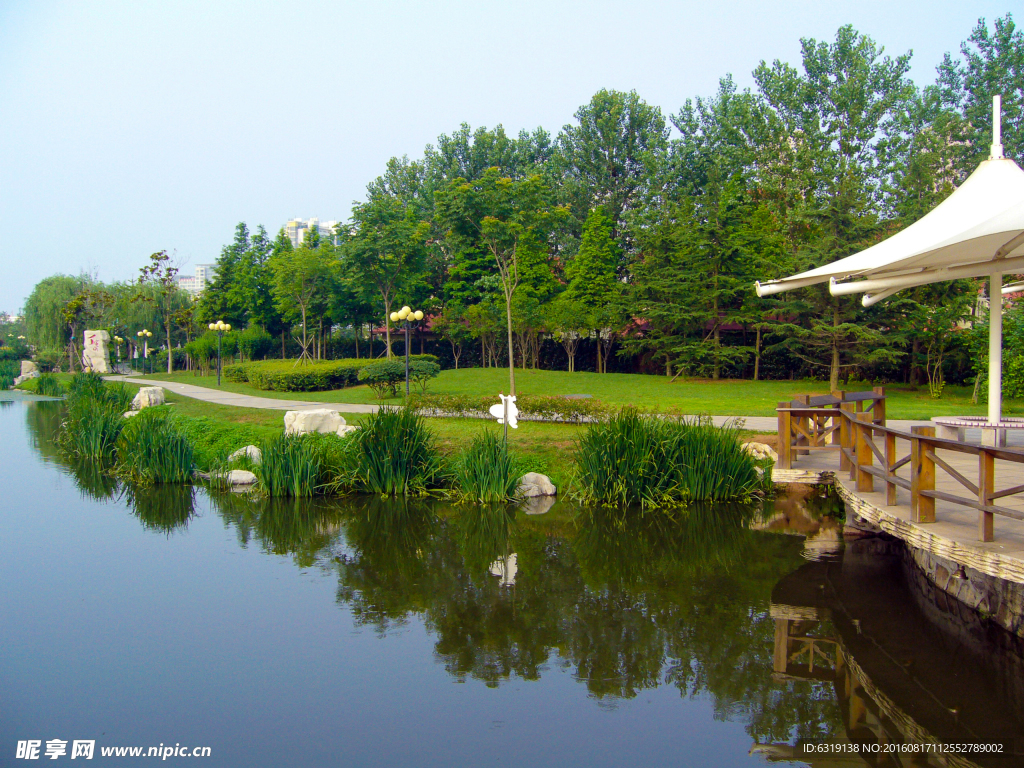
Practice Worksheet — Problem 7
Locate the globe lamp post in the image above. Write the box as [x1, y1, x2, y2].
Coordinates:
[208, 321, 231, 387]
[137, 329, 153, 374]
[388, 306, 424, 397]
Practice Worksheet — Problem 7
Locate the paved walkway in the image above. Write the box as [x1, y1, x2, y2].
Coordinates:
[104, 376, 379, 414]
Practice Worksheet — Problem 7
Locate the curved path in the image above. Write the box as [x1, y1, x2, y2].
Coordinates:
[104, 376, 380, 414]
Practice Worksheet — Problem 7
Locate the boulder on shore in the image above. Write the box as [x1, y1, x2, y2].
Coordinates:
[13, 370, 40, 386]
[20, 360, 38, 377]
[226, 469, 257, 486]
[284, 409, 347, 436]
[336, 424, 360, 437]
[228, 445, 262, 464]
[132, 386, 166, 410]
[517, 472, 557, 498]
[741, 442, 778, 463]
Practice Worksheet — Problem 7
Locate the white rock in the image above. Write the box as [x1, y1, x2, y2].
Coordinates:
[336, 424, 360, 437]
[742, 442, 778, 463]
[228, 445, 262, 464]
[226, 469, 257, 486]
[20, 360, 38, 377]
[123, 411, 140, 418]
[517, 472, 557, 497]
[13, 370, 40, 386]
[131, 386, 166, 410]
[82, 330, 112, 374]
[284, 409, 346, 436]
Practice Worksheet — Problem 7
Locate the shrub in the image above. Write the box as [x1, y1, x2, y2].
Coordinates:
[346, 406, 447, 495]
[184, 334, 217, 373]
[223, 362, 252, 383]
[454, 431, 520, 503]
[358, 360, 406, 398]
[116, 410, 195, 484]
[0, 346, 20, 361]
[34, 350, 63, 372]
[0, 359, 18, 389]
[571, 409, 762, 508]
[408, 360, 441, 393]
[246, 359, 365, 391]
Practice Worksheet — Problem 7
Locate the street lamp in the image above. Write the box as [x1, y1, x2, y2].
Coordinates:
[113, 336, 124, 365]
[389, 305, 424, 397]
[137, 329, 153, 374]
[208, 320, 231, 386]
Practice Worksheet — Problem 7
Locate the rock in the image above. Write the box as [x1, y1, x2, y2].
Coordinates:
[123, 411, 140, 418]
[284, 409, 346, 436]
[742, 442, 778, 463]
[336, 424, 360, 437]
[131, 386, 166, 410]
[13, 370, 40, 386]
[520, 495, 556, 515]
[82, 330, 112, 374]
[517, 472, 556, 497]
[228, 445, 262, 464]
[20, 360, 38, 377]
[226, 469, 257, 486]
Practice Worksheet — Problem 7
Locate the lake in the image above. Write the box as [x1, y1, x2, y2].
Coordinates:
[2, 393, 1022, 766]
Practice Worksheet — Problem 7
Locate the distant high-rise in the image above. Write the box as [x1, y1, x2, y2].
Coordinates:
[284, 217, 339, 247]
[176, 263, 218, 296]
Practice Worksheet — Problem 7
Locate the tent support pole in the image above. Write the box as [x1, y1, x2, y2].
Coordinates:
[989, 273, 1003, 425]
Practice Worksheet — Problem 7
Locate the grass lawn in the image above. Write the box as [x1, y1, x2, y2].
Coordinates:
[131, 366, 1018, 420]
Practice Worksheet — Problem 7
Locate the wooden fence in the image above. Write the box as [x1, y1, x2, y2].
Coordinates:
[777, 388, 1024, 543]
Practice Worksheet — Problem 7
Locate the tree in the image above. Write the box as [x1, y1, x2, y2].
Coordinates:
[431, 306, 471, 369]
[61, 286, 113, 371]
[136, 251, 188, 374]
[269, 246, 333, 363]
[436, 168, 562, 395]
[545, 296, 590, 372]
[343, 195, 429, 358]
[23, 275, 86, 354]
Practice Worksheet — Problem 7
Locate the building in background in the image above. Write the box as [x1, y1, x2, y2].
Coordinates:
[176, 263, 217, 296]
[284, 217, 339, 247]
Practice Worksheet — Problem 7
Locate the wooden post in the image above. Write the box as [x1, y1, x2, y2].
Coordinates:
[830, 391, 845, 448]
[872, 386, 886, 426]
[793, 395, 810, 456]
[884, 428, 898, 505]
[910, 426, 935, 523]
[773, 619, 790, 674]
[979, 448, 995, 542]
[777, 403, 792, 470]
[855, 412, 874, 493]
[839, 402, 854, 473]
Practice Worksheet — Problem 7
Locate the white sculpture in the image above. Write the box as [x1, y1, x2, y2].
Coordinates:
[82, 330, 112, 374]
[488, 394, 519, 429]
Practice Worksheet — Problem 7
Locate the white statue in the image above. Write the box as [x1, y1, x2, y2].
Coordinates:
[488, 394, 519, 429]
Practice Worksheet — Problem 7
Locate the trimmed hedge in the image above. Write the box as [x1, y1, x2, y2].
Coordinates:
[225, 355, 442, 392]
[406, 392, 614, 423]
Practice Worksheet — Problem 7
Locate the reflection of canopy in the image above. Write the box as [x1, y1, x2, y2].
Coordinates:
[754, 97, 1023, 424]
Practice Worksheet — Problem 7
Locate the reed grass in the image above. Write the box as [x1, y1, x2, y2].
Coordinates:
[571, 409, 763, 508]
[35, 372, 65, 397]
[115, 411, 195, 484]
[454, 431, 520, 503]
[347, 406, 447, 496]
[256, 434, 323, 497]
[57, 376, 132, 461]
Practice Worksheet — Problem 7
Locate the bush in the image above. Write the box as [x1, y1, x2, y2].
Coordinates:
[34, 350, 63, 372]
[0, 359, 18, 389]
[346, 406, 447, 495]
[223, 362, 252, 382]
[454, 431, 520, 503]
[358, 360, 406, 398]
[408, 360, 441, 393]
[239, 324, 274, 361]
[149, 348, 189, 371]
[0, 346, 21, 362]
[571, 409, 763, 508]
[245, 359, 365, 391]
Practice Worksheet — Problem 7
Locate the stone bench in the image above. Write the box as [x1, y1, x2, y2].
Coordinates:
[931, 416, 1024, 447]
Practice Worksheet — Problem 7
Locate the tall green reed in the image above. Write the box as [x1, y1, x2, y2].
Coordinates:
[454, 431, 520, 503]
[256, 434, 323, 497]
[58, 375, 133, 461]
[347, 407, 447, 496]
[35, 372, 65, 397]
[571, 409, 762, 508]
[115, 410, 195, 484]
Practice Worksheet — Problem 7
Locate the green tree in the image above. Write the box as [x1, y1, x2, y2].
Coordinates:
[269, 246, 334, 363]
[136, 251, 189, 374]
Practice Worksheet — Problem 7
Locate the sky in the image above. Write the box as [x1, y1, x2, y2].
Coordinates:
[0, 0, 1016, 313]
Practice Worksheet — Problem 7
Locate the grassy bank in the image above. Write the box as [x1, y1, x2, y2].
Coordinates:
[130, 366, 1011, 420]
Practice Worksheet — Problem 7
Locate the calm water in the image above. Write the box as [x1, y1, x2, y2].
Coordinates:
[2, 394, 1023, 767]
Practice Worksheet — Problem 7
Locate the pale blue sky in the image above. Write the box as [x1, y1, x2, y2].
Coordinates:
[0, 0, 1014, 313]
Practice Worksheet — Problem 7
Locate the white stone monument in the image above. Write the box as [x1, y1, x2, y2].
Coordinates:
[82, 330, 111, 374]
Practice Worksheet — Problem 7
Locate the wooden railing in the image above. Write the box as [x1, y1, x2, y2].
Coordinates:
[777, 388, 1024, 543]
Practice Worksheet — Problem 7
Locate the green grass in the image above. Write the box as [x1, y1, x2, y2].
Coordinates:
[129, 366, 1014, 420]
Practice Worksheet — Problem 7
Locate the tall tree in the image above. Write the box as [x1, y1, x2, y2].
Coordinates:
[269, 246, 334, 364]
[137, 251, 187, 374]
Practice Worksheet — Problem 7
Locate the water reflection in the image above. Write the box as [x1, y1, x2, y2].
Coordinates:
[127, 484, 197, 534]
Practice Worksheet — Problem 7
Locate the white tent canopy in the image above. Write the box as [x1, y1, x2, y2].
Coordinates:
[753, 96, 1024, 426]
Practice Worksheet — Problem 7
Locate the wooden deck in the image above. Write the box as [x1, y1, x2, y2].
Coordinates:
[775, 433, 1024, 586]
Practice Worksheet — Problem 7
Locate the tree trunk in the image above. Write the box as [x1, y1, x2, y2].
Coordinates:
[167, 324, 173, 374]
[354, 324, 360, 359]
[384, 301, 393, 359]
[753, 326, 761, 382]
[829, 303, 840, 391]
[281, 330, 286, 359]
